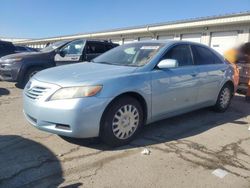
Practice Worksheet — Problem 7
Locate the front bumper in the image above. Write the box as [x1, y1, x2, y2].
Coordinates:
[0, 62, 21, 81]
[23, 79, 112, 138]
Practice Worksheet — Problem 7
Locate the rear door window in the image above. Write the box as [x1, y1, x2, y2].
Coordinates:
[86, 42, 107, 54]
[162, 44, 193, 66]
[191, 45, 223, 65]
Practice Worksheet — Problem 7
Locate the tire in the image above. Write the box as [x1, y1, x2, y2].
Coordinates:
[18, 67, 43, 88]
[213, 84, 233, 112]
[100, 96, 144, 147]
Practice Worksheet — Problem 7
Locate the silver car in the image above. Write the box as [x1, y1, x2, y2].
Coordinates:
[23, 41, 236, 146]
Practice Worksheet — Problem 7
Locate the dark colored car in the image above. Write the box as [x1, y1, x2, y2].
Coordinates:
[0, 40, 16, 58]
[237, 63, 250, 94]
[0, 41, 37, 57]
[237, 42, 250, 95]
[15, 45, 38, 53]
[0, 39, 118, 87]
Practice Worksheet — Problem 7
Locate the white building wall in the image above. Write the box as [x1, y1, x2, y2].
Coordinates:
[22, 23, 250, 52]
[0, 38, 29, 42]
[13, 13, 250, 53]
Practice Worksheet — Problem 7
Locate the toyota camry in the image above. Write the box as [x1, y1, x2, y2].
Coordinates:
[23, 41, 236, 146]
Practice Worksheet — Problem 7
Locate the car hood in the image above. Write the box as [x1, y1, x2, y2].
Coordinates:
[0, 51, 49, 61]
[34, 62, 138, 87]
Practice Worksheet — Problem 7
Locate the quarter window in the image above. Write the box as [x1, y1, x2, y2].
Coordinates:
[192, 45, 223, 65]
[163, 45, 193, 66]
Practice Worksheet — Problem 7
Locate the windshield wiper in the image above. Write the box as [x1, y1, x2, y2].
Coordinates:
[92, 61, 140, 67]
[92, 61, 114, 65]
[124, 64, 140, 67]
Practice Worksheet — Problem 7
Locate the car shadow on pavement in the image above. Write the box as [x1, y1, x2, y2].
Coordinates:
[62, 95, 250, 150]
[0, 135, 82, 188]
[0, 88, 10, 96]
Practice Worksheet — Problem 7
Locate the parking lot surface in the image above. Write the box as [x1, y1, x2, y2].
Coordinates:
[0, 81, 250, 188]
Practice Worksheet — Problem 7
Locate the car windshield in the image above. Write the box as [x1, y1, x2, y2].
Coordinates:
[40, 41, 69, 52]
[92, 42, 164, 67]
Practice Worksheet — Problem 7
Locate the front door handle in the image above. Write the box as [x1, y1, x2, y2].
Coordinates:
[70, 57, 79, 61]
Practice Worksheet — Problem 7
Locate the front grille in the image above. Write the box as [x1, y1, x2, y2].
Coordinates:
[25, 86, 50, 100]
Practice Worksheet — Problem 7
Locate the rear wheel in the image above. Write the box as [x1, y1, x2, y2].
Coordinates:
[100, 96, 144, 147]
[213, 84, 233, 112]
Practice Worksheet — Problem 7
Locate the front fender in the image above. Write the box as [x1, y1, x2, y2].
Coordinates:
[97, 72, 152, 122]
[18, 61, 54, 81]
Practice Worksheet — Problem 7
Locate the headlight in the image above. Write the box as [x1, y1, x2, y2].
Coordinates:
[49, 85, 103, 100]
[3, 58, 23, 63]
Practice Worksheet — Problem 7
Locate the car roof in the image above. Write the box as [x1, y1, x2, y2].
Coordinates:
[130, 40, 194, 45]
[67, 38, 113, 43]
[130, 40, 210, 48]
[86, 39, 117, 44]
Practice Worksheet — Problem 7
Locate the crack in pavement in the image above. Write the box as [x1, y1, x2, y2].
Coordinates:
[61, 150, 103, 163]
[0, 137, 27, 151]
[0, 147, 103, 186]
[0, 158, 57, 185]
[139, 135, 250, 179]
[20, 133, 54, 140]
[56, 146, 81, 157]
[62, 149, 137, 181]
[3, 149, 137, 187]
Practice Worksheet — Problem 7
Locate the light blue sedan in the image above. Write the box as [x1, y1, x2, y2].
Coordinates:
[23, 41, 235, 146]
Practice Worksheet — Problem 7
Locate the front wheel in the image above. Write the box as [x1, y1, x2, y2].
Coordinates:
[100, 96, 144, 147]
[18, 67, 43, 88]
[213, 84, 233, 112]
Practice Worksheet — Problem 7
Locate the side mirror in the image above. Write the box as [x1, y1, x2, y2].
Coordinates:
[59, 50, 66, 57]
[157, 59, 178, 69]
